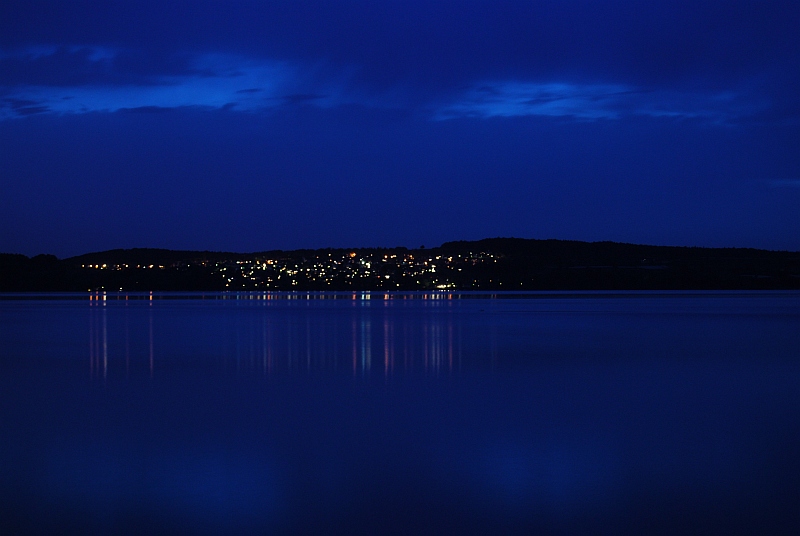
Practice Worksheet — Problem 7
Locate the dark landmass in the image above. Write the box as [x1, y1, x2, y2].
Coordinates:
[2, 238, 800, 291]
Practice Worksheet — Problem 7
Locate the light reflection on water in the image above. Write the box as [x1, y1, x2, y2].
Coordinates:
[1, 291, 799, 534]
[72, 290, 800, 380]
[82, 291, 489, 379]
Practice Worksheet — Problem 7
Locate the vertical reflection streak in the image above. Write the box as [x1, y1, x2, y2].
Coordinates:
[249, 314, 255, 370]
[102, 302, 107, 380]
[149, 307, 154, 378]
[306, 316, 311, 371]
[125, 304, 130, 377]
[78, 293, 480, 380]
[423, 324, 428, 374]
[262, 316, 267, 377]
[287, 319, 293, 373]
[235, 315, 241, 373]
[352, 316, 357, 376]
[389, 320, 394, 375]
[88, 296, 94, 378]
[448, 321, 453, 372]
[490, 318, 497, 372]
[331, 316, 337, 373]
[360, 316, 371, 376]
[95, 300, 100, 375]
[458, 321, 463, 372]
[267, 316, 273, 375]
[384, 316, 389, 379]
[432, 323, 440, 376]
[403, 322, 409, 372]
[94, 297, 100, 377]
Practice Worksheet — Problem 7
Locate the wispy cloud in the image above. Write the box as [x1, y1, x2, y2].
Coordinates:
[0, 47, 349, 119]
[435, 82, 633, 120]
[434, 81, 766, 123]
[1, 97, 50, 116]
[0, 46, 775, 124]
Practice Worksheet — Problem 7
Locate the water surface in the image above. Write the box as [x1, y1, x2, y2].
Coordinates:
[1, 291, 798, 534]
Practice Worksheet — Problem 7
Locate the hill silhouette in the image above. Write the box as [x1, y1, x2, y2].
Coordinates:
[1, 238, 798, 291]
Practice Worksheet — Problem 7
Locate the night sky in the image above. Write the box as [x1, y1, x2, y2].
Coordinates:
[1, 1, 798, 258]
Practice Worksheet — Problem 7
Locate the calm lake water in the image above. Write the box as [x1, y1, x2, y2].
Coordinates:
[1, 291, 799, 534]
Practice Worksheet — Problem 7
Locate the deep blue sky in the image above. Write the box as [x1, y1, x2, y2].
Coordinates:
[1, 1, 798, 257]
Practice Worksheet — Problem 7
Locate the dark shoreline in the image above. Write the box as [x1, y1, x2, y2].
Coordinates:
[3, 237, 799, 291]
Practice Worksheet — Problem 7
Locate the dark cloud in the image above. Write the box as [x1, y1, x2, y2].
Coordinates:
[12, 104, 49, 116]
[281, 94, 326, 105]
[118, 105, 175, 114]
[3, 98, 39, 109]
[1, 97, 50, 116]
[0, 46, 206, 88]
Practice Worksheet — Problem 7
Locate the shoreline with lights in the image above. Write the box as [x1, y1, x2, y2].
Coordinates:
[2, 238, 800, 291]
